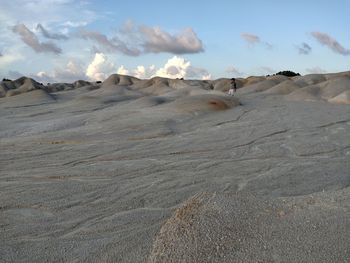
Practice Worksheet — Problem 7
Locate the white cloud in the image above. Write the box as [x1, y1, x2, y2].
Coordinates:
[117, 65, 129, 75]
[33, 60, 86, 83]
[155, 56, 190, 79]
[108, 56, 210, 80]
[62, 21, 88, 28]
[85, 53, 116, 81]
[132, 65, 156, 79]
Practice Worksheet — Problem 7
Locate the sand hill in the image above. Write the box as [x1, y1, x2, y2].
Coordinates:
[0, 72, 349, 262]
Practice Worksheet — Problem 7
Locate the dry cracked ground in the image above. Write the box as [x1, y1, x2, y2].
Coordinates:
[0, 73, 350, 262]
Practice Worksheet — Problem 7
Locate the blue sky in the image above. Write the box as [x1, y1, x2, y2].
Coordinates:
[0, 0, 349, 82]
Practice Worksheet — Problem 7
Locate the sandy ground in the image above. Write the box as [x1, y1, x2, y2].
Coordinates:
[0, 74, 350, 262]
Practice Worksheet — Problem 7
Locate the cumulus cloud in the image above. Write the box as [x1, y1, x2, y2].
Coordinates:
[297, 42, 312, 55]
[36, 23, 68, 40]
[12, 23, 62, 54]
[155, 56, 190, 78]
[79, 30, 140, 56]
[306, 67, 327, 74]
[132, 65, 156, 79]
[115, 56, 210, 80]
[85, 53, 117, 81]
[154, 56, 210, 80]
[34, 60, 86, 83]
[240, 32, 273, 49]
[79, 22, 204, 56]
[311, 32, 350, 56]
[117, 65, 129, 75]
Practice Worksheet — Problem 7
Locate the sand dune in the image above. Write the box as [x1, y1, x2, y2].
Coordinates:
[0, 72, 349, 262]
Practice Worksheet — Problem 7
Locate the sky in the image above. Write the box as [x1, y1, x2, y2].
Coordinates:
[0, 0, 350, 82]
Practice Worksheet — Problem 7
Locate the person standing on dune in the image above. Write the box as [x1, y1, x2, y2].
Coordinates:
[228, 78, 237, 96]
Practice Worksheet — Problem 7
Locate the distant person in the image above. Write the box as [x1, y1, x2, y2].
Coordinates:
[228, 78, 237, 96]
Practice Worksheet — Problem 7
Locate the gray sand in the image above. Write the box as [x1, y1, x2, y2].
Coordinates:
[0, 73, 350, 262]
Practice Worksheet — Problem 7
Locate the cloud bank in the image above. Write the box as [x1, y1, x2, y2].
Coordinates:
[33, 54, 211, 82]
[12, 24, 61, 54]
[80, 23, 204, 56]
[311, 32, 350, 56]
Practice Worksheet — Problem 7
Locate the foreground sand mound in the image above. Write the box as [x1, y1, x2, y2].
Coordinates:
[284, 76, 350, 102]
[0, 77, 45, 97]
[169, 94, 240, 113]
[318, 76, 350, 99]
[262, 79, 300, 95]
[149, 191, 350, 263]
[0, 89, 55, 107]
[328, 90, 350, 104]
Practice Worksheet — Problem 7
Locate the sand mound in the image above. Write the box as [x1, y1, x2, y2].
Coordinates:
[318, 76, 350, 99]
[263, 79, 300, 95]
[328, 90, 350, 104]
[238, 78, 286, 94]
[1, 77, 45, 97]
[244, 76, 266, 86]
[324, 71, 350, 80]
[130, 77, 174, 95]
[169, 94, 240, 113]
[148, 191, 350, 263]
[101, 74, 139, 88]
[285, 85, 321, 101]
[73, 80, 93, 89]
[0, 89, 55, 107]
[293, 74, 327, 87]
[284, 75, 350, 102]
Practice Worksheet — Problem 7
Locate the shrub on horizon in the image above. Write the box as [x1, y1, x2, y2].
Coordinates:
[275, 71, 301, 77]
